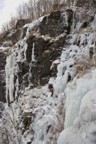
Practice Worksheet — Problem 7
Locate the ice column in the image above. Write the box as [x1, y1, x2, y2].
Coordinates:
[5, 52, 16, 103]
[32, 43, 35, 61]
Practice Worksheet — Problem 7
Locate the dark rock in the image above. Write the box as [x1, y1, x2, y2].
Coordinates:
[9, 10, 73, 91]
[81, 21, 88, 28]
[17, 62, 29, 88]
[39, 10, 73, 37]
[26, 34, 64, 86]
[24, 10, 73, 86]
[16, 19, 30, 29]
[87, 15, 94, 23]
[0, 51, 6, 102]
[8, 29, 22, 44]
[27, 142, 31, 144]
[23, 116, 31, 129]
[50, 64, 58, 77]
[21, 26, 28, 39]
[0, 19, 30, 45]
[18, 62, 29, 76]
[81, 15, 94, 29]
[0, 102, 4, 111]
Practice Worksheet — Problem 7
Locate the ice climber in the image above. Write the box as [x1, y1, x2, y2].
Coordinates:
[48, 84, 54, 97]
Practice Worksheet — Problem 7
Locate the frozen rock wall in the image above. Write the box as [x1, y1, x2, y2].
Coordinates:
[5, 10, 73, 104]
[0, 5, 96, 144]
[57, 9, 96, 144]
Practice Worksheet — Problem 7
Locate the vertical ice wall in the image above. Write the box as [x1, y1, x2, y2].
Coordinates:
[5, 40, 28, 104]
[57, 10, 96, 144]
[28, 42, 36, 86]
[5, 51, 17, 103]
[58, 69, 96, 144]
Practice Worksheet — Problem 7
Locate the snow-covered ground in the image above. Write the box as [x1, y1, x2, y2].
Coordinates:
[1, 85, 65, 144]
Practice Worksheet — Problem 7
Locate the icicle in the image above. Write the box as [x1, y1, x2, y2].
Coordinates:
[15, 76, 19, 100]
[28, 63, 32, 85]
[23, 43, 27, 61]
[17, 48, 23, 61]
[5, 50, 20, 104]
[70, 12, 76, 33]
[5, 57, 10, 103]
[32, 43, 35, 61]
[5, 53, 16, 103]
[27, 43, 36, 87]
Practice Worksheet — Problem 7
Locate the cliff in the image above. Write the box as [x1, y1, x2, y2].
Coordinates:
[0, 3, 96, 144]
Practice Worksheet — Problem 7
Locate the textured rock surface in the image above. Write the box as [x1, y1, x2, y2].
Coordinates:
[15, 19, 30, 29]
[24, 10, 73, 86]
[0, 50, 6, 102]
[39, 10, 73, 37]
[4, 9, 73, 97]
[0, 3, 96, 144]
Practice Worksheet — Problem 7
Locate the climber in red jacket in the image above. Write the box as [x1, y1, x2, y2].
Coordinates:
[48, 84, 54, 97]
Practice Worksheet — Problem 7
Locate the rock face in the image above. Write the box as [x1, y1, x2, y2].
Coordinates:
[26, 34, 65, 86]
[8, 29, 22, 45]
[15, 19, 31, 29]
[0, 19, 31, 46]
[25, 10, 73, 86]
[1, 5, 96, 144]
[5, 9, 73, 104]
[0, 50, 6, 102]
[0, 29, 21, 46]
[39, 10, 73, 37]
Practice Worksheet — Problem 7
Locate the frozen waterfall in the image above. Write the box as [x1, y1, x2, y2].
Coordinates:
[57, 12, 96, 144]
[5, 40, 28, 104]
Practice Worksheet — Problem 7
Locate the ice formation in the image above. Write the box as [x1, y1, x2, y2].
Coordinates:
[32, 43, 35, 62]
[58, 70, 96, 144]
[57, 12, 96, 144]
[5, 40, 28, 104]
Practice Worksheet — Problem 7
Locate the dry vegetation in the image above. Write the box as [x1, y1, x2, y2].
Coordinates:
[1, 0, 61, 34]
[75, 58, 95, 78]
[0, 0, 96, 34]
[0, 0, 88, 33]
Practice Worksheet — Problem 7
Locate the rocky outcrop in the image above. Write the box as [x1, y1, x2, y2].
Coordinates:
[0, 30, 20, 46]
[1, 5, 96, 144]
[5, 9, 73, 104]
[24, 10, 73, 86]
[0, 50, 6, 102]
[8, 29, 22, 44]
[26, 34, 65, 86]
[23, 11, 72, 86]
[15, 19, 31, 29]
[0, 19, 31, 46]
[39, 10, 73, 37]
